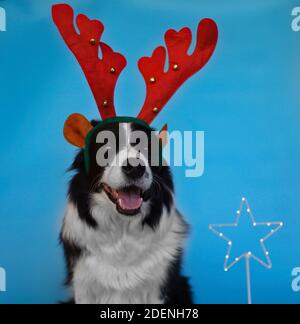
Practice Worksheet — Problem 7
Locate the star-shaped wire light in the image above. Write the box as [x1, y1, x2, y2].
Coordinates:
[209, 197, 283, 303]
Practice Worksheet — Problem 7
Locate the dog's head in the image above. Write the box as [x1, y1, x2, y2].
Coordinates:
[68, 118, 174, 229]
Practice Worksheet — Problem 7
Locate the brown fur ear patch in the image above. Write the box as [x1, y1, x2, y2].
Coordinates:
[63, 113, 93, 148]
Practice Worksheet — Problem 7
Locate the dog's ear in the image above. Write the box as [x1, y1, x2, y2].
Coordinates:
[158, 124, 168, 148]
[64, 113, 93, 148]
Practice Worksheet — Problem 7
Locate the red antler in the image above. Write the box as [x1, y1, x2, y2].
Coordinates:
[137, 19, 218, 124]
[52, 4, 127, 120]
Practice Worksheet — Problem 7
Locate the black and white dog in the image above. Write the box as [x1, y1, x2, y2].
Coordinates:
[60, 119, 193, 304]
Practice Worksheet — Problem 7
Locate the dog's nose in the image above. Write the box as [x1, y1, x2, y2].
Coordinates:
[122, 158, 146, 179]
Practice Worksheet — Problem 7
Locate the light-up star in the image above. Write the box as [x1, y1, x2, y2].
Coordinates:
[209, 197, 284, 304]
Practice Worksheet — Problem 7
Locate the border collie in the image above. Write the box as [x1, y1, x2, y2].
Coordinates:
[60, 119, 193, 304]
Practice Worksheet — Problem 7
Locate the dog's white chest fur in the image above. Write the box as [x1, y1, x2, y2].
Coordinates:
[74, 254, 163, 304]
[62, 199, 186, 304]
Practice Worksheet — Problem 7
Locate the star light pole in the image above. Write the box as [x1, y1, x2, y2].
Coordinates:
[209, 197, 283, 304]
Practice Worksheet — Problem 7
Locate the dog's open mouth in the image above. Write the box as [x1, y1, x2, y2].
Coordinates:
[102, 184, 143, 216]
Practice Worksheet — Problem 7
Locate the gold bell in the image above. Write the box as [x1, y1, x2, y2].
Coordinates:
[90, 38, 97, 45]
[173, 64, 179, 71]
[110, 67, 116, 74]
[149, 77, 156, 84]
[103, 100, 109, 107]
[153, 107, 159, 113]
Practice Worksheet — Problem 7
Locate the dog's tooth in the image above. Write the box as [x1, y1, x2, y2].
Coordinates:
[118, 198, 125, 210]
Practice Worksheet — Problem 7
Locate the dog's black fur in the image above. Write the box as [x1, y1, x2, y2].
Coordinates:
[61, 120, 193, 304]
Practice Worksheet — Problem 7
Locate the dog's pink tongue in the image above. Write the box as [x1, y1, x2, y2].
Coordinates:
[118, 189, 143, 210]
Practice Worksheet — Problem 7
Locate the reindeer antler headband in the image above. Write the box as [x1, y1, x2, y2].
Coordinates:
[52, 4, 218, 149]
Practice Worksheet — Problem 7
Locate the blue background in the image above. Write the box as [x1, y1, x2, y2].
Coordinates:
[0, 0, 300, 304]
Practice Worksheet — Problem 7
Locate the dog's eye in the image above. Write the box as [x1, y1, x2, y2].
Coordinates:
[104, 150, 109, 160]
[131, 138, 141, 147]
[103, 147, 112, 160]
